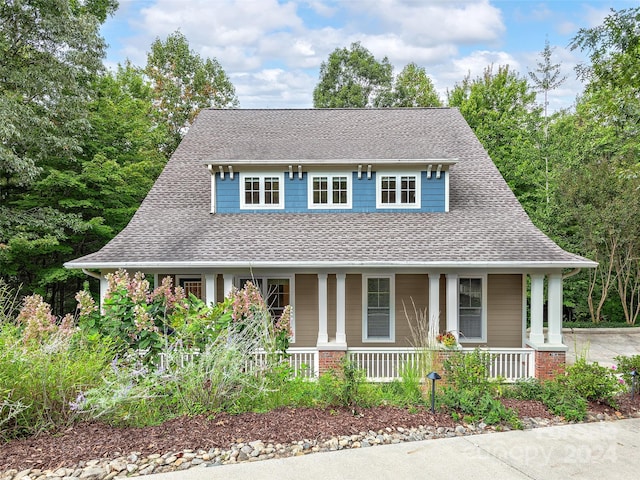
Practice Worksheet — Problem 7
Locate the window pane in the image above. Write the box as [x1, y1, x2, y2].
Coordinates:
[245, 178, 260, 204]
[381, 176, 396, 204]
[313, 177, 328, 204]
[400, 176, 416, 204]
[264, 177, 279, 205]
[459, 278, 482, 339]
[367, 277, 391, 338]
[332, 176, 348, 204]
[267, 278, 290, 318]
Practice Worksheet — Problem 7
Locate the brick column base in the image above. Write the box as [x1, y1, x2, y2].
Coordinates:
[535, 350, 566, 381]
[318, 350, 346, 374]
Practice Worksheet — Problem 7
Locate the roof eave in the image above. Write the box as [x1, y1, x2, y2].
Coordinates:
[65, 259, 598, 271]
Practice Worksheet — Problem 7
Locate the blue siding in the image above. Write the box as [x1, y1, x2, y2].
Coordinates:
[214, 170, 446, 213]
[216, 174, 240, 211]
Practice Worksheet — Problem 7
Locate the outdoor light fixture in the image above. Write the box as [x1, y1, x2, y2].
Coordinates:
[631, 369, 638, 402]
[427, 371, 441, 414]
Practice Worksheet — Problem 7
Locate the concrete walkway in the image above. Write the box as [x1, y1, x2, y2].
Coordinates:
[145, 418, 640, 480]
[564, 327, 640, 366]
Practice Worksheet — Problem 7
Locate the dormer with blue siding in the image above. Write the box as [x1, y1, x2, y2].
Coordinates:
[206, 159, 456, 214]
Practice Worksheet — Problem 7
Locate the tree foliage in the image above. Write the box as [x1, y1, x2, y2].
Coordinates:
[447, 65, 543, 216]
[0, 0, 116, 309]
[145, 31, 239, 154]
[313, 42, 393, 108]
[382, 62, 441, 107]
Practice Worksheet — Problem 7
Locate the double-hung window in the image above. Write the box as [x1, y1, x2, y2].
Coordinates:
[308, 174, 351, 209]
[376, 172, 420, 208]
[458, 277, 486, 342]
[363, 275, 394, 342]
[240, 173, 284, 209]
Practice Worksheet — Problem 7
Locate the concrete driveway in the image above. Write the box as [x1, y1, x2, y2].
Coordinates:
[564, 327, 640, 366]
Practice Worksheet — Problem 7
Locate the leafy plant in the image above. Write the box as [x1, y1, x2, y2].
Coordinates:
[443, 349, 495, 392]
[561, 358, 623, 405]
[615, 355, 640, 393]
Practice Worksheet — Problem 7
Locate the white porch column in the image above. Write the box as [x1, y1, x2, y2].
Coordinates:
[529, 274, 545, 345]
[446, 274, 459, 340]
[99, 275, 108, 312]
[335, 273, 347, 345]
[317, 273, 329, 345]
[428, 273, 440, 332]
[547, 273, 563, 345]
[223, 273, 234, 297]
[203, 272, 217, 305]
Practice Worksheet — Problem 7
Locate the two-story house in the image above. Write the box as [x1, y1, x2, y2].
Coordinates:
[65, 108, 596, 380]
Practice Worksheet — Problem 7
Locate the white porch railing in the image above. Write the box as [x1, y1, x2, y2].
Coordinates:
[248, 348, 318, 378]
[348, 347, 535, 383]
[156, 347, 535, 383]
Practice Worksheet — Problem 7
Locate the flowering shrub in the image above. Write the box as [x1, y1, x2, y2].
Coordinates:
[78, 269, 186, 363]
[16, 294, 75, 345]
[227, 282, 292, 358]
[436, 331, 458, 349]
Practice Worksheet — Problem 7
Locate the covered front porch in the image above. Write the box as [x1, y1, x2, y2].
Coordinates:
[120, 268, 573, 381]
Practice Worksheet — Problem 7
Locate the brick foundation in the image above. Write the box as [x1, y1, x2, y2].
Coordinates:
[318, 350, 346, 374]
[535, 350, 566, 381]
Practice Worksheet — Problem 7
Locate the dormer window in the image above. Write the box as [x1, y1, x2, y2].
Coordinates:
[240, 173, 284, 209]
[308, 173, 352, 209]
[376, 172, 421, 209]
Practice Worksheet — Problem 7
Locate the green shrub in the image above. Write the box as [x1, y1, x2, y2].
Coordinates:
[443, 349, 494, 392]
[539, 380, 587, 421]
[0, 325, 113, 438]
[440, 385, 520, 427]
[506, 378, 544, 400]
[615, 355, 640, 393]
[561, 358, 622, 405]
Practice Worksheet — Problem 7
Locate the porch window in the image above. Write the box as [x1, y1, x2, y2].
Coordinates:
[240, 173, 284, 209]
[376, 173, 420, 208]
[237, 276, 294, 336]
[308, 174, 351, 208]
[363, 275, 395, 342]
[458, 277, 486, 342]
[176, 276, 203, 300]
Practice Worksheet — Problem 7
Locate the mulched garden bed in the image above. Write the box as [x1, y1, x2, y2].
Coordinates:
[2, 396, 640, 472]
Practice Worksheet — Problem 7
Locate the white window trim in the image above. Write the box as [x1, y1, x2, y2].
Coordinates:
[307, 173, 353, 209]
[239, 173, 285, 210]
[458, 274, 487, 343]
[235, 274, 296, 343]
[375, 171, 421, 209]
[362, 274, 395, 343]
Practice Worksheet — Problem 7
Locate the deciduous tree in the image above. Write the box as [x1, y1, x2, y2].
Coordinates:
[313, 42, 393, 108]
[145, 31, 238, 155]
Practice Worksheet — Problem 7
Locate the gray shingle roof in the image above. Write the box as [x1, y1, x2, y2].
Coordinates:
[66, 108, 595, 270]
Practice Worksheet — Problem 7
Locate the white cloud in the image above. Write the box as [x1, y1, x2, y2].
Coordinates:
[101, 0, 593, 109]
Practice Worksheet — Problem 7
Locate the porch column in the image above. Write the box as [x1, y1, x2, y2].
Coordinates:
[428, 273, 440, 332]
[335, 273, 347, 345]
[99, 274, 108, 312]
[203, 272, 217, 305]
[223, 273, 234, 297]
[529, 274, 545, 345]
[547, 273, 563, 345]
[445, 274, 459, 340]
[317, 273, 329, 345]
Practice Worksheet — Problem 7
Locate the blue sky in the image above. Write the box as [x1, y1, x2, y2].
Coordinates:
[100, 1, 638, 110]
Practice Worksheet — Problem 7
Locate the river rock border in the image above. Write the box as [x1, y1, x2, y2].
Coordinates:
[0, 412, 630, 480]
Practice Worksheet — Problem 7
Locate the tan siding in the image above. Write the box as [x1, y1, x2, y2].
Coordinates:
[293, 274, 318, 347]
[395, 274, 428, 347]
[485, 274, 523, 348]
[345, 274, 362, 346]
